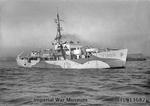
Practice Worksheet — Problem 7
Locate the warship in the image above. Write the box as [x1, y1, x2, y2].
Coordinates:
[16, 12, 128, 69]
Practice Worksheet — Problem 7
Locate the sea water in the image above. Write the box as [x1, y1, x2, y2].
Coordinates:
[0, 60, 150, 106]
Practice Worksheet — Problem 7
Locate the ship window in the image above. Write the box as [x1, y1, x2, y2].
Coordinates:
[57, 50, 61, 52]
[65, 49, 69, 51]
[71, 48, 76, 51]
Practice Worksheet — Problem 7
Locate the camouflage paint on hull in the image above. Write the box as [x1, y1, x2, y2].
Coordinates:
[44, 49, 127, 69]
[17, 49, 127, 69]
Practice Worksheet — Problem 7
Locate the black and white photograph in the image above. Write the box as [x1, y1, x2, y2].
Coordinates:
[0, 0, 150, 106]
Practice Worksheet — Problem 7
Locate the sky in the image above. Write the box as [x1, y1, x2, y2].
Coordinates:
[0, 0, 150, 57]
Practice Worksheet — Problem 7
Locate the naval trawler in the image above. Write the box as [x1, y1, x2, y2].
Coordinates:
[16, 12, 128, 69]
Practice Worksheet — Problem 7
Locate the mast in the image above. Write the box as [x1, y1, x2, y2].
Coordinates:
[55, 12, 63, 43]
[54, 12, 66, 60]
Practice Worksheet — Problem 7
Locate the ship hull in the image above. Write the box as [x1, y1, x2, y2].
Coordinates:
[44, 49, 128, 69]
[16, 49, 127, 69]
